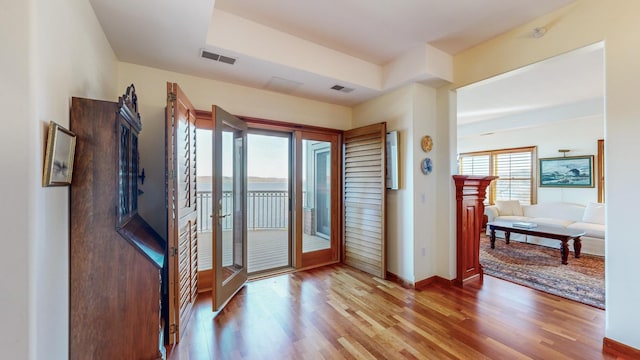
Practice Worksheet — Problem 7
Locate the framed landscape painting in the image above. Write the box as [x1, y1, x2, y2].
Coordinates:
[539, 155, 594, 187]
[43, 121, 77, 186]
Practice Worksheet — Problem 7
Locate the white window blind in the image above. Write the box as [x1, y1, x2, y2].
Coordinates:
[459, 147, 536, 205]
[494, 151, 532, 205]
[460, 154, 490, 176]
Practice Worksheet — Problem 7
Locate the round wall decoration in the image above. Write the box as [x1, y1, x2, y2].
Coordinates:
[421, 157, 433, 175]
[421, 135, 433, 152]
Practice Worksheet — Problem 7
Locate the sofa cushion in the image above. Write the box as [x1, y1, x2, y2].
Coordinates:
[582, 202, 605, 225]
[523, 202, 585, 222]
[495, 200, 523, 216]
[567, 222, 605, 238]
[530, 217, 575, 228]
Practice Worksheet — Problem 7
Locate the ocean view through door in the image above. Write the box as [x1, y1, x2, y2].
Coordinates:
[196, 130, 291, 278]
[246, 132, 291, 274]
[197, 119, 341, 279]
[212, 106, 247, 310]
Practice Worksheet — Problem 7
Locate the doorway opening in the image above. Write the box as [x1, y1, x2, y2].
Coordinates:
[456, 43, 605, 308]
[246, 132, 292, 274]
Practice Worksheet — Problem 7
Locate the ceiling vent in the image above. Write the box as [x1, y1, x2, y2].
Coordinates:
[330, 84, 355, 93]
[201, 49, 236, 65]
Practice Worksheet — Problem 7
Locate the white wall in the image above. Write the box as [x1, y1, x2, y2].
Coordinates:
[353, 83, 454, 283]
[117, 62, 352, 240]
[34, 1, 118, 359]
[1, 2, 36, 359]
[458, 115, 604, 205]
[411, 85, 439, 281]
[1, 0, 118, 359]
[453, 0, 640, 349]
[0, 0, 117, 359]
[353, 85, 416, 282]
[434, 87, 458, 280]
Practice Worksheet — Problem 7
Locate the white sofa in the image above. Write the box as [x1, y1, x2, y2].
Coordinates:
[485, 201, 605, 256]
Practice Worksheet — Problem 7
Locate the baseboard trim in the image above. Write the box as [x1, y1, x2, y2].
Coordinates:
[386, 271, 453, 289]
[386, 271, 414, 289]
[415, 276, 454, 289]
[603, 337, 640, 358]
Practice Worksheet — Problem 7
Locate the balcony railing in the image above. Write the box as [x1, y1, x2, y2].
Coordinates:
[197, 190, 293, 232]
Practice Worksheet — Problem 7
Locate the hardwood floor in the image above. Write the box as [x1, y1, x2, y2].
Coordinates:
[167, 265, 616, 360]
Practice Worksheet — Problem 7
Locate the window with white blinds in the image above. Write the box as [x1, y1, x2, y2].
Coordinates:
[460, 154, 490, 176]
[459, 147, 537, 205]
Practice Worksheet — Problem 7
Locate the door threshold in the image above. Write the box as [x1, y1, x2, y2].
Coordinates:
[248, 267, 294, 281]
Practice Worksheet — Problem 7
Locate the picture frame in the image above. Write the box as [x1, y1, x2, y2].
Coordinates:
[43, 121, 77, 186]
[386, 130, 399, 189]
[539, 155, 594, 188]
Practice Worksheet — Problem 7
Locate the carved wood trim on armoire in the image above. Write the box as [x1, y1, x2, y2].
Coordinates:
[69, 85, 166, 359]
[452, 175, 497, 287]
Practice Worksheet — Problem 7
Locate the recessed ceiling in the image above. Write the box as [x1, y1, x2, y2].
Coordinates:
[89, 0, 577, 106]
[214, 0, 575, 64]
[457, 43, 605, 137]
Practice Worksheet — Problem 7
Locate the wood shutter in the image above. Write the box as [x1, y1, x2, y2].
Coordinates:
[342, 123, 386, 278]
[166, 82, 198, 344]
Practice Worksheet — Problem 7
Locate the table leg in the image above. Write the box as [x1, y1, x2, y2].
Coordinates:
[561, 240, 569, 265]
[505, 231, 510, 244]
[490, 228, 496, 249]
[573, 237, 582, 258]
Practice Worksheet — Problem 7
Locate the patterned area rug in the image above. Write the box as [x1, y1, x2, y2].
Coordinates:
[480, 235, 605, 309]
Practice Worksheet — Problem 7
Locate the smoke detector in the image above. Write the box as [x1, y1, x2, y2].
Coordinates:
[532, 27, 547, 38]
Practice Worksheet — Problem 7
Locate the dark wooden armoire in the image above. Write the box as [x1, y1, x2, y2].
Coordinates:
[69, 85, 166, 359]
[452, 175, 497, 287]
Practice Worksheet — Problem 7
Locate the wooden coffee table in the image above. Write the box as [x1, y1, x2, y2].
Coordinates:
[487, 221, 586, 265]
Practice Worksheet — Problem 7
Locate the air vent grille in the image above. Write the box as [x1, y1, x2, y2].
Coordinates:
[201, 51, 219, 61]
[330, 84, 355, 93]
[218, 55, 236, 65]
[201, 50, 236, 65]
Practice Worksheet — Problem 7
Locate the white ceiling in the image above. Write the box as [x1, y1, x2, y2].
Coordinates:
[89, 0, 578, 107]
[214, 0, 574, 65]
[457, 43, 604, 137]
[89, 0, 603, 135]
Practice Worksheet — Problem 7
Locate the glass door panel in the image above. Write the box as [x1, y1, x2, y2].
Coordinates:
[220, 131, 241, 282]
[298, 132, 339, 268]
[247, 133, 291, 274]
[213, 106, 247, 311]
[302, 140, 332, 253]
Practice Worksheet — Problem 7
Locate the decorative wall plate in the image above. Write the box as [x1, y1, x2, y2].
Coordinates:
[421, 157, 433, 175]
[421, 135, 433, 152]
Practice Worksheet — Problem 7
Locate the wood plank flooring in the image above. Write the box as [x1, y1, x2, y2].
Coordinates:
[167, 265, 616, 360]
[200, 230, 330, 274]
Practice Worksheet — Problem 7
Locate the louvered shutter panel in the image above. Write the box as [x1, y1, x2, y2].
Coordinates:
[166, 83, 198, 344]
[343, 123, 386, 278]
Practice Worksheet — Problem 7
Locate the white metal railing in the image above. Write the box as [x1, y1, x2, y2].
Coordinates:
[197, 190, 291, 232]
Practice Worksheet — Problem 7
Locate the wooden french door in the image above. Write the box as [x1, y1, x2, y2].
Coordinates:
[165, 83, 198, 344]
[296, 131, 341, 268]
[212, 106, 248, 310]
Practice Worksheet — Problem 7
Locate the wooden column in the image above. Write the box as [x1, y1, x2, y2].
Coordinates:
[452, 175, 497, 287]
